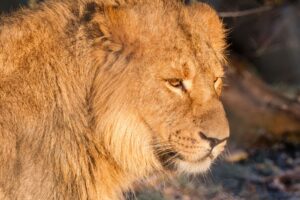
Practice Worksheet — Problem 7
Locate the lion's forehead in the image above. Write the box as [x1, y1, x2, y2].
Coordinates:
[113, 3, 225, 57]
[108, 1, 226, 78]
[146, 44, 224, 80]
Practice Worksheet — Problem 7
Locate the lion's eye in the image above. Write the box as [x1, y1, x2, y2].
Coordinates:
[214, 77, 223, 97]
[166, 79, 186, 91]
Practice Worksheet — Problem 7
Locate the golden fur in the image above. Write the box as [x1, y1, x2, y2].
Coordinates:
[0, 0, 229, 199]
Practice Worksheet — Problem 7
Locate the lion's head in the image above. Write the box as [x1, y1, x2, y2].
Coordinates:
[87, 0, 229, 177]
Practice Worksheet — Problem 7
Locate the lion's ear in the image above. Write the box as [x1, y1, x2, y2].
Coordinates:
[93, 4, 152, 55]
[100, 0, 185, 53]
[181, 3, 227, 58]
[80, 2, 126, 53]
[101, 6, 136, 52]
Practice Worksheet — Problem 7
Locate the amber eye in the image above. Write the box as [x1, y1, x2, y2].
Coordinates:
[166, 78, 186, 91]
[214, 77, 223, 97]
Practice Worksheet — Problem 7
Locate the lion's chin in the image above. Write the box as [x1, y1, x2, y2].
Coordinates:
[175, 158, 212, 174]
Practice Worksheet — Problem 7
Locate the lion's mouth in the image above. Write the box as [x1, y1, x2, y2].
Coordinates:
[154, 147, 214, 173]
[155, 149, 180, 171]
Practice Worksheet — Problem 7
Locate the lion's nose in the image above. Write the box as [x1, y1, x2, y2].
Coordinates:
[198, 132, 228, 148]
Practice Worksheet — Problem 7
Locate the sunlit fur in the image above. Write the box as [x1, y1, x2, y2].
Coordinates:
[0, 0, 229, 199]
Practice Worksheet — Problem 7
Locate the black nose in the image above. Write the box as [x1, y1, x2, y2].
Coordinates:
[198, 132, 228, 148]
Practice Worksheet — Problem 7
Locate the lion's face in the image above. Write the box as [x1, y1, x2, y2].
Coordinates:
[92, 1, 229, 175]
[136, 50, 229, 174]
[131, 3, 229, 174]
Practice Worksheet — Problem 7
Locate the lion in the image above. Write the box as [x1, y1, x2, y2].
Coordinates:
[0, 0, 229, 199]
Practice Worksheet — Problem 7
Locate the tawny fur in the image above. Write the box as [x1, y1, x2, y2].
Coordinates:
[0, 0, 229, 199]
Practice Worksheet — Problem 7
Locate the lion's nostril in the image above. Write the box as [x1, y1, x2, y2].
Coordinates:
[198, 132, 228, 148]
[209, 138, 220, 148]
[198, 132, 207, 140]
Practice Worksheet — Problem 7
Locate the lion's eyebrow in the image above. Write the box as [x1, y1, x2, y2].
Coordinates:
[215, 65, 225, 77]
[203, 40, 227, 76]
[210, 57, 225, 77]
[181, 61, 195, 79]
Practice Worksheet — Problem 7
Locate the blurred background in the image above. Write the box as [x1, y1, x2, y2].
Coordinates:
[1, 0, 299, 199]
